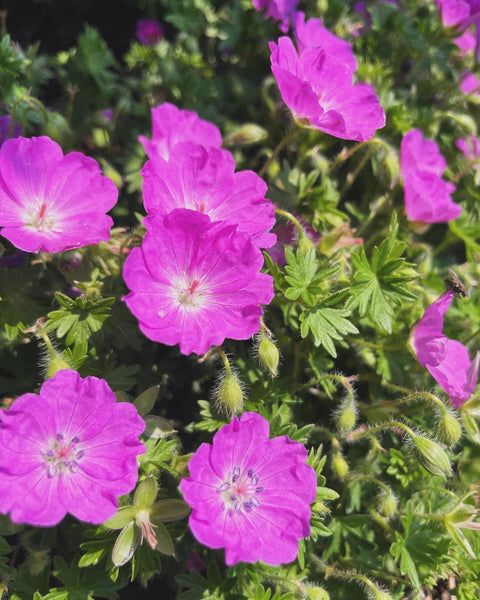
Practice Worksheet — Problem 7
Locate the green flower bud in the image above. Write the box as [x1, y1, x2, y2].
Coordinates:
[112, 522, 141, 567]
[378, 492, 397, 518]
[298, 234, 315, 255]
[257, 335, 280, 378]
[412, 434, 451, 477]
[216, 372, 243, 416]
[332, 451, 349, 478]
[373, 590, 394, 600]
[335, 403, 356, 435]
[224, 123, 268, 146]
[134, 476, 158, 509]
[436, 411, 462, 447]
[307, 587, 330, 600]
[46, 354, 73, 379]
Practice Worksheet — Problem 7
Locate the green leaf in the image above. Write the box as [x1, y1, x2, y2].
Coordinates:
[299, 307, 358, 357]
[346, 218, 417, 333]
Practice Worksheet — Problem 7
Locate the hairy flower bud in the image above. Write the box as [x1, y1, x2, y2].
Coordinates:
[216, 371, 244, 416]
[335, 402, 357, 435]
[257, 334, 280, 378]
[332, 451, 349, 478]
[436, 411, 462, 447]
[412, 434, 451, 477]
[298, 233, 316, 255]
[307, 587, 330, 600]
[373, 590, 394, 600]
[378, 491, 397, 518]
[46, 355, 73, 379]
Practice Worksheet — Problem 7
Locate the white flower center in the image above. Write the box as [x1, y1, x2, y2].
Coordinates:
[42, 432, 84, 477]
[219, 465, 264, 514]
[26, 200, 59, 233]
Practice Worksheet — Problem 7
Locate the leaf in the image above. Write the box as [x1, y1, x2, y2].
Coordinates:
[300, 307, 358, 357]
[346, 217, 417, 333]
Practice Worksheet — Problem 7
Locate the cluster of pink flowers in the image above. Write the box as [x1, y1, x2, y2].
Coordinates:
[411, 290, 479, 407]
[123, 103, 275, 355]
[400, 129, 461, 223]
[269, 11, 385, 141]
[180, 411, 317, 565]
[0, 136, 118, 253]
[0, 369, 145, 526]
[435, 0, 480, 59]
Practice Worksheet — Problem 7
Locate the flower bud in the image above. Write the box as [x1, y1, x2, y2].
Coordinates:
[332, 451, 349, 478]
[216, 371, 243, 416]
[412, 434, 451, 477]
[257, 335, 280, 378]
[377, 492, 397, 518]
[373, 590, 394, 600]
[307, 587, 330, 600]
[112, 522, 141, 567]
[298, 234, 315, 255]
[436, 411, 462, 447]
[335, 403, 356, 435]
[224, 123, 268, 146]
[46, 354, 73, 379]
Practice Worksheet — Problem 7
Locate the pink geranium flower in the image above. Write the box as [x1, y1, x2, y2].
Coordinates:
[139, 103, 222, 162]
[435, 0, 480, 59]
[293, 11, 357, 72]
[411, 290, 479, 408]
[123, 208, 274, 356]
[400, 129, 461, 223]
[0, 369, 145, 526]
[252, 0, 299, 32]
[460, 70, 480, 95]
[179, 411, 317, 565]
[136, 19, 164, 46]
[0, 136, 118, 253]
[142, 142, 276, 248]
[269, 37, 385, 141]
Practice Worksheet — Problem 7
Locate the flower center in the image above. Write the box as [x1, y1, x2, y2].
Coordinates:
[177, 278, 203, 307]
[219, 465, 264, 514]
[42, 433, 84, 478]
[26, 200, 59, 233]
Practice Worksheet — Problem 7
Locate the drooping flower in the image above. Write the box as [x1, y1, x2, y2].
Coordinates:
[136, 19, 164, 46]
[0, 115, 21, 147]
[252, 0, 299, 32]
[293, 11, 357, 72]
[269, 37, 385, 141]
[0, 369, 145, 526]
[142, 142, 276, 248]
[123, 208, 274, 356]
[179, 411, 317, 565]
[0, 136, 118, 253]
[410, 289, 479, 408]
[400, 129, 461, 223]
[139, 103, 222, 163]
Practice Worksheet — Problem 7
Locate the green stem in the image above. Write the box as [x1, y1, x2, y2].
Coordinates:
[346, 337, 405, 352]
[35, 321, 56, 359]
[348, 420, 415, 441]
[258, 125, 298, 178]
[275, 208, 304, 238]
[375, 391, 448, 417]
[339, 145, 376, 197]
[368, 508, 396, 537]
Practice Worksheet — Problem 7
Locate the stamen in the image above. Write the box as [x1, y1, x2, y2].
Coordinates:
[232, 466, 241, 482]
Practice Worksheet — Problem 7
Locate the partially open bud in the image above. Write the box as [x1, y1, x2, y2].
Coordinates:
[257, 333, 280, 378]
[215, 371, 244, 416]
[436, 410, 462, 447]
[412, 434, 451, 477]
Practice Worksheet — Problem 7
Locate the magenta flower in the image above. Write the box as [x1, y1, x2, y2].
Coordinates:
[269, 37, 385, 141]
[435, 0, 480, 59]
[136, 19, 164, 46]
[456, 134, 480, 165]
[400, 129, 461, 223]
[123, 208, 274, 356]
[453, 29, 476, 54]
[252, 0, 299, 32]
[411, 290, 479, 408]
[293, 11, 357, 73]
[139, 103, 222, 163]
[460, 70, 480, 95]
[0, 369, 145, 526]
[142, 142, 275, 248]
[179, 411, 317, 565]
[0, 136, 118, 254]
